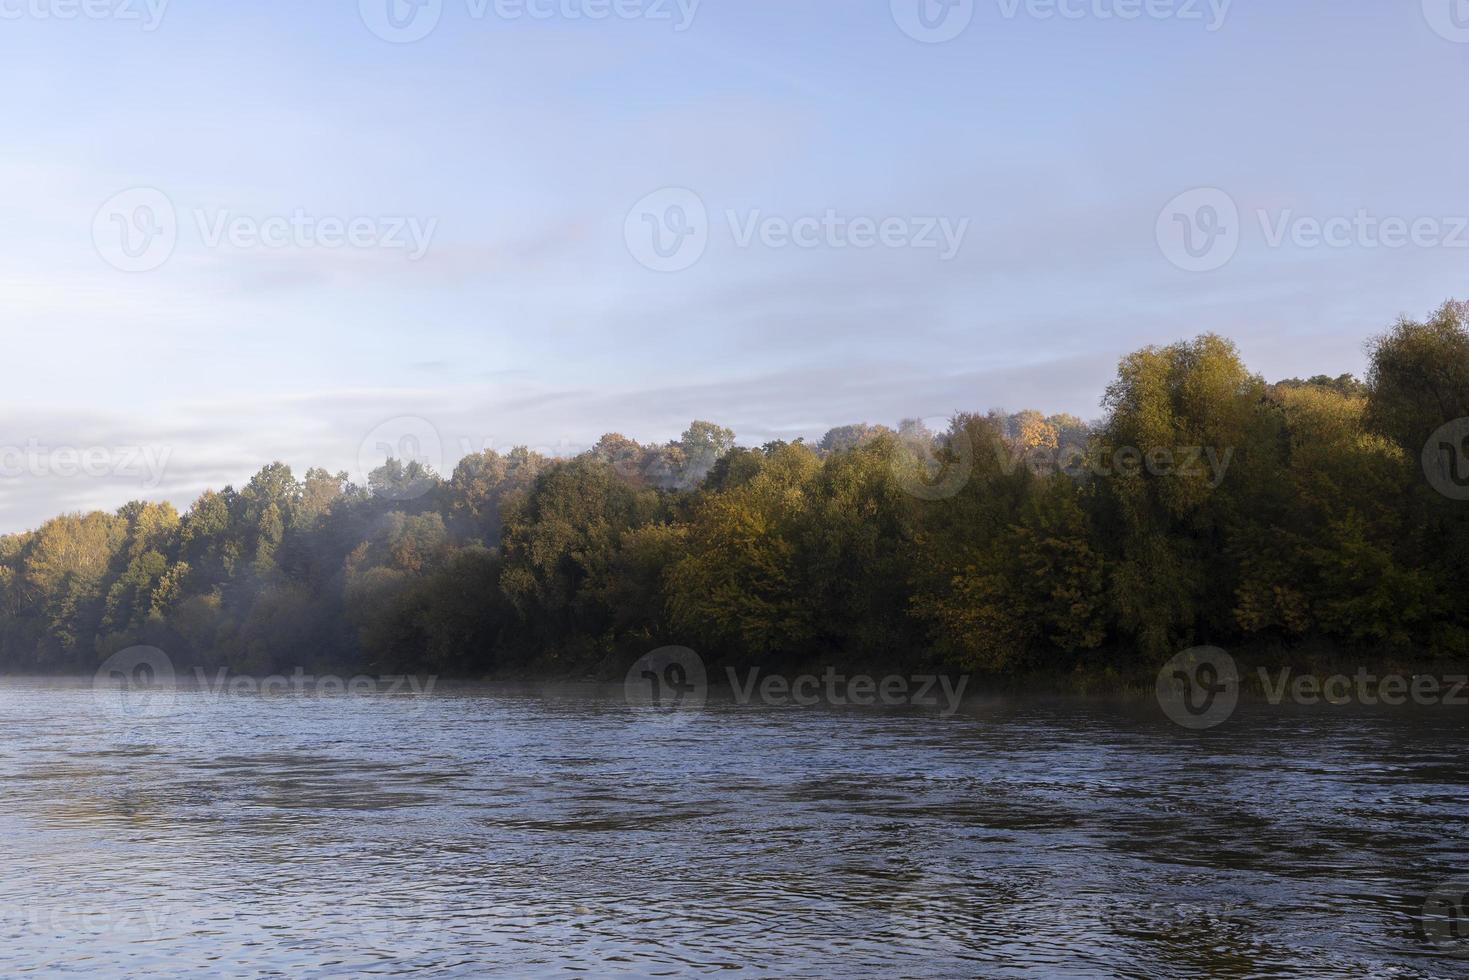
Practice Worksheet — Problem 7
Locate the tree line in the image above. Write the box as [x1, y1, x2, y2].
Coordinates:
[4, 302, 1469, 680]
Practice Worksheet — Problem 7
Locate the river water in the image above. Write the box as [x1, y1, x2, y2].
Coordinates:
[1, 678, 1467, 977]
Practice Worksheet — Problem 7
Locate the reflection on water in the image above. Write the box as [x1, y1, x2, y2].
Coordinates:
[1, 678, 1467, 976]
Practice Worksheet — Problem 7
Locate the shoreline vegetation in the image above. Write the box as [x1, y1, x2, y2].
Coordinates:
[3, 302, 1469, 687]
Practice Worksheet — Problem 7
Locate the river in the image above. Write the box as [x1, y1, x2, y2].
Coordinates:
[1, 678, 1466, 976]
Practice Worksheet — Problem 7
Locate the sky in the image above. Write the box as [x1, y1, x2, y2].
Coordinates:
[0, 0, 1466, 531]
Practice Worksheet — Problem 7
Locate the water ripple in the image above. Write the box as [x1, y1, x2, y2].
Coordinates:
[0, 680, 1466, 976]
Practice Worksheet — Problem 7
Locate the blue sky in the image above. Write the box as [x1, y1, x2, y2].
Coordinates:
[1, 0, 1466, 530]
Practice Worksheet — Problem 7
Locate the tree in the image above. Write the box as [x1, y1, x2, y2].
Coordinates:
[498, 457, 663, 662]
[667, 441, 821, 660]
[1361, 301, 1469, 654]
[1365, 301, 1469, 455]
[672, 420, 736, 489]
[1093, 334, 1274, 657]
[798, 437, 919, 660]
[20, 512, 125, 666]
[447, 447, 548, 545]
[817, 423, 892, 455]
[368, 457, 440, 505]
[0, 306, 1465, 679]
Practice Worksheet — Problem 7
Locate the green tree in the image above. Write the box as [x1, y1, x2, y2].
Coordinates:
[667, 441, 820, 660]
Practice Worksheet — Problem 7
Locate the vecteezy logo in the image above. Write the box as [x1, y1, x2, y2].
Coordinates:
[1421, 879, 1469, 956]
[624, 188, 708, 272]
[1156, 188, 1240, 273]
[891, 0, 974, 43]
[1423, 418, 1469, 501]
[357, 416, 444, 501]
[891, 417, 973, 501]
[624, 646, 707, 726]
[1156, 646, 1239, 729]
[93, 187, 177, 273]
[1423, 0, 1469, 42]
[359, 0, 442, 43]
[93, 645, 178, 723]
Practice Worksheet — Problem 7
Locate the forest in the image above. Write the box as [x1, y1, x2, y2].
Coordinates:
[3, 302, 1468, 683]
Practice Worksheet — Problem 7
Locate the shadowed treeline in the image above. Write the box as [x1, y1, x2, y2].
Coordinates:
[3, 303, 1469, 680]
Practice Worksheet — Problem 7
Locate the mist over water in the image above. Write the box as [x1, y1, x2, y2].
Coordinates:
[3, 679, 1466, 977]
